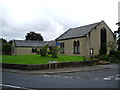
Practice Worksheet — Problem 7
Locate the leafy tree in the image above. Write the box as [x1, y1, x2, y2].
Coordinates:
[116, 22, 120, 50]
[1, 38, 7, 44]
[39, 45, 48, 56]
[107, 41, 116, 51]
[99, 42, 107, 56]
[2, 43, 11, 55]
[1, 38, 12, 55]
[51, 46, 59, 58]
[8, 40, 13, 45]
[25, 31, 44, 41]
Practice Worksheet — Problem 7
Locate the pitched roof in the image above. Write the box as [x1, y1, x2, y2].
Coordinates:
[56, 21, 101, 40]
[14, 40, 56, 47]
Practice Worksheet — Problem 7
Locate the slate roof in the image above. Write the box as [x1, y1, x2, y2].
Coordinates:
[56, 21, 101, 40]
[14, 40, 56, 47]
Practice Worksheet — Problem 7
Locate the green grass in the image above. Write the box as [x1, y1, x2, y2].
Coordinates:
[2, 55, 85, 64]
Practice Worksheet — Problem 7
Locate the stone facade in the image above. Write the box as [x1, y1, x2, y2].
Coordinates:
[12, 40, 56, 55]
[56, 21, 115, 57]
[12, 42, 37, 55]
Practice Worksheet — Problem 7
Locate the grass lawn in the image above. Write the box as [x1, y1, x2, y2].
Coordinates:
[2, 55, 85, 64]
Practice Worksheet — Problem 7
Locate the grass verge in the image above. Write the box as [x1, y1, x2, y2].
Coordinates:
[2, 55, 85, 64]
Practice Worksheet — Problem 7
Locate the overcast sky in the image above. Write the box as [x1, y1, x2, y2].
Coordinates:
[0, 0, 119, 41]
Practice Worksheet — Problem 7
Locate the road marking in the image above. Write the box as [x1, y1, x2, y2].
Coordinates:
[103, 76, 114, 80]
[77, 77, 80, 79]
[0, 84, 33, 90]
[43, 75, 50, 77]
[116, 74, 120, 77]
[64, 76, 68, 78]
[57, 76, 61, 78]
[53, 75, 59, 77]
[53, 75, 61, 78]
[95, 78, 98, 80]
[103, 74, 120, 81]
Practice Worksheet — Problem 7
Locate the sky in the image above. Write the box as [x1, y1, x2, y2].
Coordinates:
[0, 0, 119, 41]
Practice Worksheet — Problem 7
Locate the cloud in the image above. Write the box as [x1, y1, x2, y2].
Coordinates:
[0, 0, 119, 41]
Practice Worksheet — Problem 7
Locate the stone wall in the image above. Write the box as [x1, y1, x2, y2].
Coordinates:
[57, 21, 115, 57]
[2, 60, 103, 70]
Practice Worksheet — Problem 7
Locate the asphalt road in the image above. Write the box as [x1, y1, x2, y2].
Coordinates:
[1, 64, 120, 89]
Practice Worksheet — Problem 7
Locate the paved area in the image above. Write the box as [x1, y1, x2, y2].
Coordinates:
[2, 64, 118, 75]
[1, 64, 120, 88]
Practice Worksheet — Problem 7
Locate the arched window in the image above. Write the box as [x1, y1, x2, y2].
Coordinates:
[63, 42, 65, 54]
[90, 48, 94, 56]
[101, 27, 107, 46]
[60, 42, 65, 54]
[100, 27, 107, 55]
[73, 41, 80, 54]
[90, 48, 94, 54]
[73, 41, 77, 54]
[60, 43, 62, 53]
[77, 41, 80, 54]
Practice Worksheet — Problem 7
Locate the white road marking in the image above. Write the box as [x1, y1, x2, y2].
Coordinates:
[103, 74, 120, 81]
[0, 84, 33, 90]
[53, 75, 59, 77]
[103, 76, 114, 80]
[43, 75, 50, 77]
[116, 74, 120, 77]
[95, 78, 98, 80]
[64, 76, 68, 78]
[57, 76, 61, 78]
[77, 77, 80, 79]
[53, 75, 61, 78]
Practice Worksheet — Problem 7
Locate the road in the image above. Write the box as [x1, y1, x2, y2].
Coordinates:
[1, 64, 120, 89]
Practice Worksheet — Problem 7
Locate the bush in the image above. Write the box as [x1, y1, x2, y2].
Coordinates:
[99, 55, 110, 61]
[40, 45, 48, 56]
[94, 55, 100, 59]
[99, 43, 107, 56]
[109, 50, 120, 63]
[51, 46, 59, 58]
[2, 43, 12, 55]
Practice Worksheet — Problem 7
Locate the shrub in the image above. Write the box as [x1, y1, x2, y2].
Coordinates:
[40, 45, 48, 56]
[99, 43, 107, 56]
[94, 55, 100, 59]
[109, 50, 120, 63]
[48, 50, 52, 54]
[51, 46, 59, 58]
[2, 43, 12, 55]
[36, 50, 40, 54]
[99, 55, 110, 61]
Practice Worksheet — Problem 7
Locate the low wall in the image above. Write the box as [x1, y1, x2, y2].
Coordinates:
[1, 60, 103, 70]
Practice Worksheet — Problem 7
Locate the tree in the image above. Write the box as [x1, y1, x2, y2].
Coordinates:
[99, 42, 107, 56]
[107, 41, 116, 52]
[2, 38, 12, 55]
[1, 38, 7, 44]
[116, 22, 120, 50]
[51, 46, 60, 58]
[39, 45, 48, 56]
[8, 40, 13, 45]
[25, 31, 44, 41]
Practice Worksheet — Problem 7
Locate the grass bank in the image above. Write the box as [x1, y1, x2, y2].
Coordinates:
[2, 55, 86, 64]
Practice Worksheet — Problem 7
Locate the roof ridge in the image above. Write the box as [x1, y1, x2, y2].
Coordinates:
[70, 21, 101, 30]
[56, 21, 102, 40]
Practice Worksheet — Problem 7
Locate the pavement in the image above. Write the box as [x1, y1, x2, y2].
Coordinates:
[2, 64, 116, 75]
